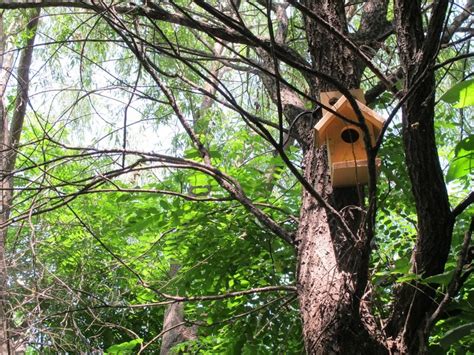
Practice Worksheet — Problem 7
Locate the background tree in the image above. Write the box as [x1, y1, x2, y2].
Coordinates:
[0, 9, 40, 353]
[0, 0, 472, 353]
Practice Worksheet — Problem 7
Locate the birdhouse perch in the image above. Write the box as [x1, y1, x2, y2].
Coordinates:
[314, 90, 385, 187]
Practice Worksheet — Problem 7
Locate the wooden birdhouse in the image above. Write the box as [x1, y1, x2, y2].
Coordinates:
[314, 89, 385, 187]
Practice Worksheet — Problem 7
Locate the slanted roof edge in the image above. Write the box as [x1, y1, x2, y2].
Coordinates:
[314, 96, 385, 146]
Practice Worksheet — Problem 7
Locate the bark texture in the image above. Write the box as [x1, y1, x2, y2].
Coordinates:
[0, 16, 11, 352]
[160, 264, 197, 354]
[294, 1, 387, 353]
[385, 1, 454, 352]
[296, 148, 384, 354]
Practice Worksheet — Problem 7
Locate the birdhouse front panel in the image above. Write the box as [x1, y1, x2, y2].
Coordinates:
[314, 91, 385, 187]
[326, 120, 373, 187]
[327, 123, 367, 163]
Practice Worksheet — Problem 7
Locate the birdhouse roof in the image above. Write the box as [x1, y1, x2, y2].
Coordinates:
[314, 95, 385, 146]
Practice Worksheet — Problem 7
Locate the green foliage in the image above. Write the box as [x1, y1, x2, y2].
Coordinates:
[446, 135, 474, 183]
[105, 338, 143, 354]
[441, 79, 474, 108]
[439, 323, 474, 349]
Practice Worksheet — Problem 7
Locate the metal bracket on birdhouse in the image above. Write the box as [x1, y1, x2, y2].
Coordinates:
[314, 89, 385, 187]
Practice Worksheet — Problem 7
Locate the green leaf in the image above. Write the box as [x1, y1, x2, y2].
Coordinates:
[396, 273, 419, 283]
[447, 135, 474, 182]
[391, 257, 411, 275]
[446, 157, 473, 182]
[24, 347, 40, 355]
[116, 194, 132, 203]
[455, 135, 474, 154]
[209, 149, 222, 159]
[420, 270, 454, 286]
[439, 323, 474, 348]
[441, 79, 474, 108]
[184, 148, 201, 159]
[125, 216, 155, 232]
[159, 199, 171, 210]
[239, 279, 250, 287]
[106, 338, 143, 354]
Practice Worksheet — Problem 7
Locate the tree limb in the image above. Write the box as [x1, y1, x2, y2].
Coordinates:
[452, 191, 474, 219]
[287, 0, 394, 92]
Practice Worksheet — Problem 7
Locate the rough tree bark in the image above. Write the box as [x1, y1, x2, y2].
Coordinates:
[293, 1, 390, 353]
[385, 1, 455, 352]
[0, 14, 12, 354]
[160, 264, 197, 354]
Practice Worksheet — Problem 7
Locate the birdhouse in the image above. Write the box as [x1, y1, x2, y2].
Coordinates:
[314, 89, 385, 187]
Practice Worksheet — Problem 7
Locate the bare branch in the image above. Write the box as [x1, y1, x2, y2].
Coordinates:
[452, 191, 474, 219]
[287, 0, 394, 92]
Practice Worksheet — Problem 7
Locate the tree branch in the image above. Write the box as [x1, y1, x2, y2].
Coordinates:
[356, 0, 392, 45]
[367, 0, 472, 103]
[102, 10, 294, 245]
[452, 191, 474, 219]
[5, 10, 40, 173]
[287, 0, 394, 92]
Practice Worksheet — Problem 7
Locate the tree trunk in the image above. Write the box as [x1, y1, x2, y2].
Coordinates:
[295, 1, 386, 353]
[160, 264, 197, 355]
[385, 1, 454, 352]
[0, 10, 39, 353]
[0, 13, 13, 353]
[296, 148, 385, 354]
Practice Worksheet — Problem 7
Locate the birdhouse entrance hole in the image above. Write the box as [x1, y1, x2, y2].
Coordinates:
[341, 127, 360, 144]
[328, 97, 339, 105]
[314, 89, 386, 187]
